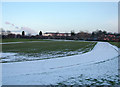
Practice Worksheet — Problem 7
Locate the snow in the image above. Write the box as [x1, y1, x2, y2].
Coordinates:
[1, 53, 17, 58]
[2, 42, 119, 85]
[0, 50, 84, 63]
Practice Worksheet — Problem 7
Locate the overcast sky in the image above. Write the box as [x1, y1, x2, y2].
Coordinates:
[2, 2, 118, 34]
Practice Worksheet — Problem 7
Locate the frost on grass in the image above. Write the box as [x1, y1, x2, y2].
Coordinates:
[1, 43, 95, 63]
[1, 51, 83, 63]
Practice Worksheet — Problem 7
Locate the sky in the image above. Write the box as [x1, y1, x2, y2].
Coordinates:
[2, 2, 118, 34]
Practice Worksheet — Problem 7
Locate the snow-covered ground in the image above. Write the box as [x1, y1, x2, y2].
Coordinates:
[1, 51, 84, 63]
[2, 42, 119, 85]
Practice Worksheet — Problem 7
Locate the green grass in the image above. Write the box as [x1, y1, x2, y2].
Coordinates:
[2, 41, 96, 54]
[109, 42, 120, 48]
[2, 41, 97, 63]
[2, 38, 51, 43]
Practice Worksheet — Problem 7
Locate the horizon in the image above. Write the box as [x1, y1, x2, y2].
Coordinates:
[2, 2, 118, 35]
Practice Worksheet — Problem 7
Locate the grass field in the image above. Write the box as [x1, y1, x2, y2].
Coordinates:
[2, 41, 97, 63]
[2, 38, 51, 43]
[109, 42, 120, 48]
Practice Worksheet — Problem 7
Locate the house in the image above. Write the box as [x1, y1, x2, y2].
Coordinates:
[43, 32, 71, 37]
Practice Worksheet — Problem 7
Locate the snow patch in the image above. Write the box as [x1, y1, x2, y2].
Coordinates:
[2, 42, 119, 85]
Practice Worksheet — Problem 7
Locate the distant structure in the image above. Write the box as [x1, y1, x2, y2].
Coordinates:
[6, 30, 11, 35]
[43, 32, 71, 37]
[1, 28, 6, 35]
[39, 31, 42, 36]
[22, 31, 25, 36]
[1, 28, 11, 35]
[1, 28, 120, 42]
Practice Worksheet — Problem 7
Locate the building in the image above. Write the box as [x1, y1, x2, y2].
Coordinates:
[43, 32, 71, 37]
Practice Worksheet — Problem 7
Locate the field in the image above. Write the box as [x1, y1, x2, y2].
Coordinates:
[1, 40, 119, 85]
[2, 42, 119, 85]
[109, 42, 120, 48]
[2, 40, 96, 63]
[2, 38, 51, 43]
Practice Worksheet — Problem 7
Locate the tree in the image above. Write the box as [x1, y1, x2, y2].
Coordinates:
[22, 31, 25, 36]
[71, 30, 75, 36]
[39, 31, 42, 36]
[103, 30, 107, 35]
[92, 32, 95, 37]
